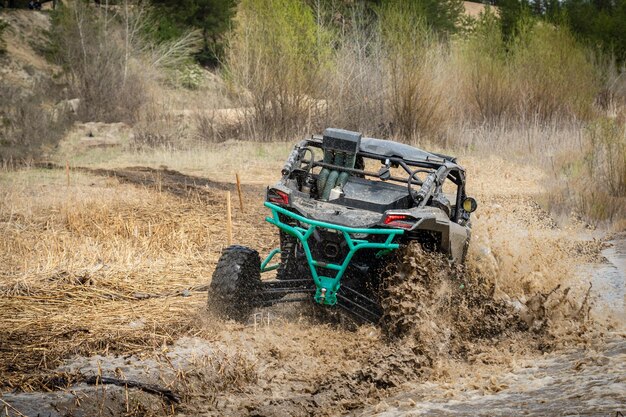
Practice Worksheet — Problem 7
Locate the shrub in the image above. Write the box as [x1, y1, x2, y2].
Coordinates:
[225, 0, 331, 140]
[453, 14, 600, 127]
[548, 118, 626, 224]
[455, 9, 514, 124]
[509, 18, 599, 123]
[48, 2, 147, 123]
[584, 118, 626, 199]
[593, 54, 626, 121]
[379, 0, 450, 140]
[322, 4, 388, 136]
[0, 82, 73, 163]
[175, 63, 204, 89]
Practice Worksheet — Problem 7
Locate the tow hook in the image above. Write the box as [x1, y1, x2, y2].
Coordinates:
[320, 288, 327, 302]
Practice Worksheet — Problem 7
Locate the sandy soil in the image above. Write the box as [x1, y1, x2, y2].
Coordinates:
[0, 10, 59, 87]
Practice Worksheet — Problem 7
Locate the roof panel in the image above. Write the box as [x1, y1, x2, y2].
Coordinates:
[360, 138, 446, 164]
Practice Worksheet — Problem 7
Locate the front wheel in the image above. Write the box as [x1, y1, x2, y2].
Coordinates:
[208, 245, 262, 322]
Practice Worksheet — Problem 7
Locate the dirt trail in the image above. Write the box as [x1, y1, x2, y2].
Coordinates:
[37, 163, 265, 197]
[1, 162, 624, 417]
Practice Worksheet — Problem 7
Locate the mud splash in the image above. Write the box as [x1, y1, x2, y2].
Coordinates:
[182, 197, 608, 416]
[380, 244, 523, 357]
[361, 336, 625, 416]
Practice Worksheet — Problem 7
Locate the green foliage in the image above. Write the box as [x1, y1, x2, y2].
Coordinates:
[175, 63, 204, 89]
[509, 17, 598, 121]
[379, 1, 431, 56]
[458, 8, 599, 124]
[226, 0, 332, 139]
[494, 0, 626, 61]
[417, 0, 465, 36]
[496, 0, 530, 40]
[457, 8, 513, 122]
[302, 0, 463, 39]
[150, 0, 235, 66]
[379, 0, 463, 37]
[563, 0, 626, 61]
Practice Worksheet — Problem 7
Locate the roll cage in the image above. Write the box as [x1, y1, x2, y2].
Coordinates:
[282, 136, 469, 223]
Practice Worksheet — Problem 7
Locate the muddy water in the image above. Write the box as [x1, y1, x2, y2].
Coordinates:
[590, 237, 626, 329]
[364, 238, 626, 417]
[364, 337, 625, 416]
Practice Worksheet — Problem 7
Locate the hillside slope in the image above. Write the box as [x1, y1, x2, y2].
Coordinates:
[0, 10, 58, 87]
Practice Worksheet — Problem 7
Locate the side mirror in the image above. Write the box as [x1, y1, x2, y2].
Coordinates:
[463, 197, 478, 213]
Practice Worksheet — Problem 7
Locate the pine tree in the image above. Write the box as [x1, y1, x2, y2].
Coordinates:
[151, 0, 235, 66]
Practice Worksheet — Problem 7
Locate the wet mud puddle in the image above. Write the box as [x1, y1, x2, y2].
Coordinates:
[363, 337, 625, 417]
[364, 237, 626, 417]
[590, 237, 626, 327]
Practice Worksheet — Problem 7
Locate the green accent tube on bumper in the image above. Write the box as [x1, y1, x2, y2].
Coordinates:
[260, 248, 281, 272]
[262, 202, 404, 305]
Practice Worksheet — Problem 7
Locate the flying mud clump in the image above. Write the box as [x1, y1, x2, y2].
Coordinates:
[380, 243, 524, 357]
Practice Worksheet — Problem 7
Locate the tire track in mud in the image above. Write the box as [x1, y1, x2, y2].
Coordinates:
[36, 163, 266, 203]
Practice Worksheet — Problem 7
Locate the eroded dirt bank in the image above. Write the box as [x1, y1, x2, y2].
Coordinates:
[1, 159, 624, 416]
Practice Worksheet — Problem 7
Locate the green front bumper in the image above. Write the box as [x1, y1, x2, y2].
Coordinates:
[262, 202, 404, 305]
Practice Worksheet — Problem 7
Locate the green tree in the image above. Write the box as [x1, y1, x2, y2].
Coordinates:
[379, 0, 464, 36]
[151, 0, 235, 66]
[496, 0, 530, 40]
[493, 0, 625, 60]
[563, 0, 626, 60]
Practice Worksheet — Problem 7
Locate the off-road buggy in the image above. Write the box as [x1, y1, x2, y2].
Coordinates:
[209, 128, 477, 323]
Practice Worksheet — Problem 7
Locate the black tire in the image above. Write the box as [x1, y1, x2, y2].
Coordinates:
[208, 245, 262, 322]
[276, 229, 314, 281]
[276, 230, 300, 280]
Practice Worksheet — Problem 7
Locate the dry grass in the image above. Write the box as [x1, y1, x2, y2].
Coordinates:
[0, 168, 277, 389]
[51, 129, 293, 185]
[544, 118, 626, 226]
[440, 121, 625, 228]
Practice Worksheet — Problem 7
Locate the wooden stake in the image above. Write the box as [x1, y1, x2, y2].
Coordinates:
[0, 398, 27, 417]
[65, 160, 70, 187]
[235, 173, 244, 212]
[226, 191, 233, 245]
